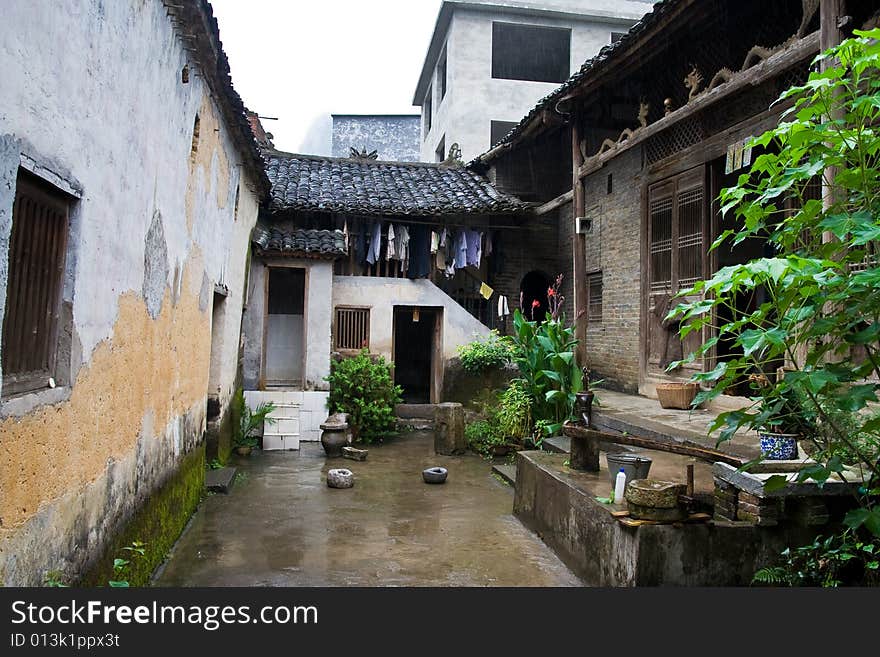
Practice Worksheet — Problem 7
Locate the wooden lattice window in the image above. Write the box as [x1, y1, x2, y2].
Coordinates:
[2, 171, 70, 397]
[648, 168, 705, 294]
[335, 307, 370, 350]
[587, 271, 603, 323]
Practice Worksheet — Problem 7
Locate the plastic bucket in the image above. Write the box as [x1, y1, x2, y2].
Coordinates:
[605, 452, 653, 486]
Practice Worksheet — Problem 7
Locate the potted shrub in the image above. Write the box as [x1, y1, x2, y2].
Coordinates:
[232, 389, 276, 456]
[749, 372, 815, 461]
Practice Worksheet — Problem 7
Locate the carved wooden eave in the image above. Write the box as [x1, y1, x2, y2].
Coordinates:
[577, 30, 821, 180]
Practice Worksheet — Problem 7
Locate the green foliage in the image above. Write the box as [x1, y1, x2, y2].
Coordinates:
[496, 379, 532, 441]
[752, 530, 880, 587]
[668, 30, 880, 533]
[510, 306, 581, 432]
[109, 541, 147, 588]
[465, 418, 506, 456]
[326, 349, 402, 443]
[208, 458, 223, 470]
[232, 387, 276, 449]
[457, 330, 514, 374]
[43, 570, 68, 587]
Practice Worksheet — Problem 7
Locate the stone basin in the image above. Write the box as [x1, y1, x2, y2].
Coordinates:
[624, 479, 685, 509]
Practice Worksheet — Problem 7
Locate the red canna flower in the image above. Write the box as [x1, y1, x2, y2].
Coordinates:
[547, 287, 555, 297]
[531, 299, 540, 308]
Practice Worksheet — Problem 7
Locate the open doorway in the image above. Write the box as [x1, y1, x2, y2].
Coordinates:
[520, 270, 551, 322]
[393, 306, 442, 403]
[265, 267, 305, 387]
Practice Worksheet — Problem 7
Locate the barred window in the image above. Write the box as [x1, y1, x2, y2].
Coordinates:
[335, 307, 370, 350]
[2, 170, 71, 397]
[587, 271, 603, 323]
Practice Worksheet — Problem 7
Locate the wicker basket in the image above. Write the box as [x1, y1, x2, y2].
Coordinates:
[656, 382, 700, 410]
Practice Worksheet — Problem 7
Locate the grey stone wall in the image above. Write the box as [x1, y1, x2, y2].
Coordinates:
[331, 115, 420, 162]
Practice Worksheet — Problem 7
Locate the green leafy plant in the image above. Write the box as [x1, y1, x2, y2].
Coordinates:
[208, 458, 223, 470]
[465, 418, 507, 456]
[496, 379, 533, 442]
[232, 387, 276, 450]
[109, 541, 147, 588]
[752, 530, 880, 587]
[668, 29, 880, 535]
[457, 330, 514, 374]
[326, 349, 402, 444]
[43, 570, 68, 587]
[510, 282, 581, 433]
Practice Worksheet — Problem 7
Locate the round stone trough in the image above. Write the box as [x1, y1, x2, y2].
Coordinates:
[327, 468, 354, 489]
[422, 466, 448, 484]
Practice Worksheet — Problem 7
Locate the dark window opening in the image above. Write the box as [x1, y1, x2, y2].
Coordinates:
[393, 307, 437, 404]
[335, 307, 370, 350]
[587, 272, 603, 322]
[423, 87, 433, 139]
[2, 170, 71, 397]
[435, 136, 445, 163]
[233, 183, 240, 221]
[490, 120, 518, 147]
[606, 173, 613, 194]
[438, 47, 447, 100]
[181, 64, 190, 83]
[190, 114, 200, 163]
[492, 22, 570, 83]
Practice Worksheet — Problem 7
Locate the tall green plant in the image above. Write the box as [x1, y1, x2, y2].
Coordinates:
[232, 388, 276, 449]
[668, 29, 880, 536]
[510, 308, 581, 432]
[326, 349, 402, 443]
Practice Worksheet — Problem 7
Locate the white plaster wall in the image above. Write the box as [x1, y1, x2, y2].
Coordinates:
[419, 3, 649, 162]
[0, 0, 258, 375]
[332, 276, 490, 363]
[305, 261, 333, 389]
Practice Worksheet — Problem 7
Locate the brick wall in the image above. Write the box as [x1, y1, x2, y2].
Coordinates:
[581, 147, 643, 392]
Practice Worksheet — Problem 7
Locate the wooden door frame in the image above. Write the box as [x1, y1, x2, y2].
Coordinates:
[391, 305, 443, 404]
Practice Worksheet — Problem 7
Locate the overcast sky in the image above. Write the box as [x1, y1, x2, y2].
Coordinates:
[211, 0, 441, 155]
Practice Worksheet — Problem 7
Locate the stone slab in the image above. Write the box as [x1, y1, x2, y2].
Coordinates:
[205, 467, 237, 494]
[491, 464, 516, 486]
[712, 462, 865, 499]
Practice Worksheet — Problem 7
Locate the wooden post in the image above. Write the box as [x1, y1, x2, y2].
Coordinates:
[686, 461, 695, 497]
[571, 113, 587, 368]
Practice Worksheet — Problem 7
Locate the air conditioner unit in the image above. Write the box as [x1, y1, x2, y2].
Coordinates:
[575, 216, 593, 235]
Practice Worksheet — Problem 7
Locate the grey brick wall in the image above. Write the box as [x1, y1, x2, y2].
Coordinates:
[581, 147, 643, 393]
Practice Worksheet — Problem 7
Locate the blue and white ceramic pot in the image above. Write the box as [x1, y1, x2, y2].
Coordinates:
[758, 431, 799, 460]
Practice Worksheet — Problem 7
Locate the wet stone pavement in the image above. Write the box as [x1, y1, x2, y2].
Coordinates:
[155, 433, 582, 587]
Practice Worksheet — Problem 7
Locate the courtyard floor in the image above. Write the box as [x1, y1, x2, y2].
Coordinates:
[154, 433, 582, 587]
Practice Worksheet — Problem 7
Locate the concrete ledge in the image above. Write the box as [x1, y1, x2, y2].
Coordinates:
[205, 467, 237, 494]
[513, 450, 817, 586]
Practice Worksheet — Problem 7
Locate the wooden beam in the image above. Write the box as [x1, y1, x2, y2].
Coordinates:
[562, 424, 747, 468]
[535, 189, 574, 215]
[571, 118, 587, 369]
[577, 31, 821, 180]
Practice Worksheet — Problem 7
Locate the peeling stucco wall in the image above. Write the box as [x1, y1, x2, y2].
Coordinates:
[331, 276, 490, 363]
[0, 0, 260, 585]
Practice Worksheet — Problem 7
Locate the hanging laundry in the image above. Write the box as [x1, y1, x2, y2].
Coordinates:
[430, 230, 440, 254]
[439, 227, 447, 248]
[465, 229, 482, 267]
[366, 220, 382, 265]
[407, 225, 431, 279]
[454, 229, 468, 269]
[497, 294, 510, 318]
[395, 224, 410, 269]
[387, 223, 396, 260]
[479, 282, 493, 300]
[485, 231, 493, 257]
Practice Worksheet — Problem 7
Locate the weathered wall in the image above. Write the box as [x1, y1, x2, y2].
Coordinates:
[581, 147, 643, 393]
[332, 276, 490, 363]
[331, 115, 420, 162]
[420, 3, 647, 162]
[242, 257, 333, 391]
[0, 0, 259, 585]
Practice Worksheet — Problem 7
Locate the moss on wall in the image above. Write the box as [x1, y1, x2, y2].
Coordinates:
[80, 443, 205, 587]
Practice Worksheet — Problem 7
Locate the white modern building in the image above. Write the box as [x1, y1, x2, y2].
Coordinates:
[413, 0, 655, 162]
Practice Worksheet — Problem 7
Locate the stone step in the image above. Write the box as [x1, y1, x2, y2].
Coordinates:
[205, 466, 237, 494]
[492, 464, 516, 486]
[542, 435, 570, 454]
[395, 403, 437, 420]
[396, 417, 435, 431]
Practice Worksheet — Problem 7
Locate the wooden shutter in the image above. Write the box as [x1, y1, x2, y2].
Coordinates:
[2, 172, 69, 396]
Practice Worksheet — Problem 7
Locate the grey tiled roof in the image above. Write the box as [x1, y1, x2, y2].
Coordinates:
[471, 0, 678, 167]
[264, 151, 526, 216]
[252, 225, 347, 258]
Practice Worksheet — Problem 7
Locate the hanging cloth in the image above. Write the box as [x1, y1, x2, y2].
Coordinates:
[479, 282, 494, 301]
[407, 224, 431, 279]
[366, 220, 382, 265]
[465, 229, 482, 267]
[430, 231, 440, 254]
[497, 294, 510, 318]
[454, 230, 468, 269]
[387, 223, 396, 260]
